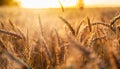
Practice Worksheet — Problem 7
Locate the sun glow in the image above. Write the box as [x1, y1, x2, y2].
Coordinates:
[20, 0, 77, 8]
[84, 0, 120, 7]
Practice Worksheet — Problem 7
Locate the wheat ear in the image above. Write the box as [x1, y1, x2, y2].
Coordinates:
[0, 29, 22, 39]
[59, 16, 75, 36]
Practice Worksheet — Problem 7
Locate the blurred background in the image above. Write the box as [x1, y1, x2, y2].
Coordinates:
[0, 0, 120, 9]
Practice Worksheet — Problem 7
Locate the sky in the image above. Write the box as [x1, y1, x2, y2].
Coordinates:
[20, 0, 77, 8]
[84, 0, 120, 7]
[18, 0, 120, 8]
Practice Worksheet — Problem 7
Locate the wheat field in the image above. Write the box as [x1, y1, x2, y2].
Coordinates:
[0, 7, 120, 69]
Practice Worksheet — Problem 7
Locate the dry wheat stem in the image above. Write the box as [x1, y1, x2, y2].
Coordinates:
[112, 53, 120, 68]
[17, 27, 26, 40]
[66, 30, 102, 66]
[84, 22, 116, 32]
[87, 17, 92, 32]
[3, 50, 29, 69]
[67, 34, 91, 59]
[54, 29, 61, 47]
[59, 16, 75, 36]
[24, 28, 30, 61]
[26, 28, 29, 47]
[81, 33, 91, 46]
[38, 16, 44, 36]
[38, 16, 52, 62]
[0, 22, 4, 29]
[38, 16, 48, 42]
[104, 40, 119, 69]
[42, 36, 52, 64]
[109, 52, 119, 69]
[0, 29, 22, 39]
[76, 19, 84, 36]
[58, 0, 64, 12]
[88, 33, 95, 46]
[0, 39, 30, 69]
[9, 19, 15, 30]
[9, 19, 26, 40]
[0, 39, 6, 50]
[42, 50, 51, 69]
[53, 30, 61, 65]
[90, 36, 106, 46]
[99, 28, 106, 35]
[96, 23, 101, 36]
[110, 14, 120, 26]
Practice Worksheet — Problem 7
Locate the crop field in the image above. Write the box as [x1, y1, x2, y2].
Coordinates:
[0, 7, 120, 69]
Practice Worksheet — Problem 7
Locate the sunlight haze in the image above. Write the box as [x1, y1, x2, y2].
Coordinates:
[21, 0, 77, 8]
[19, 0, 120, 8]
[84, 0, 120, 7]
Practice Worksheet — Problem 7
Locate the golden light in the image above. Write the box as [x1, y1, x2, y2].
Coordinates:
[84, 0, 97, 7]
[84, 0, 120, 7]
[20, 0, 77, 8]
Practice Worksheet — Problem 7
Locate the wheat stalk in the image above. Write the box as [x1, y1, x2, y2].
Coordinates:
[0, 29, 22, 39]
[75, 18, 84, 36]
[83, 22, 115, 33]
[3, 50, 30, 69]
[66, 34, 91, 59]
[16, 27, 26, 40]
[105, 40, 119, 69]
[0, 39, 31, 69]
[8, 19, 26, 40]
[58, 0, 64, 12]
[42, 40, 52, 65]
[99, 28, 106, 35]
[0, 22, 4, 29]
[87, 17, 92, 32]
[59, 16, 75, 36]
[110, 14, 120, 26]
[38, 16, 52, 67]
[9, 19, 15, 30]
[92, 36, 106, 42]
[0, 39, 6, 50]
